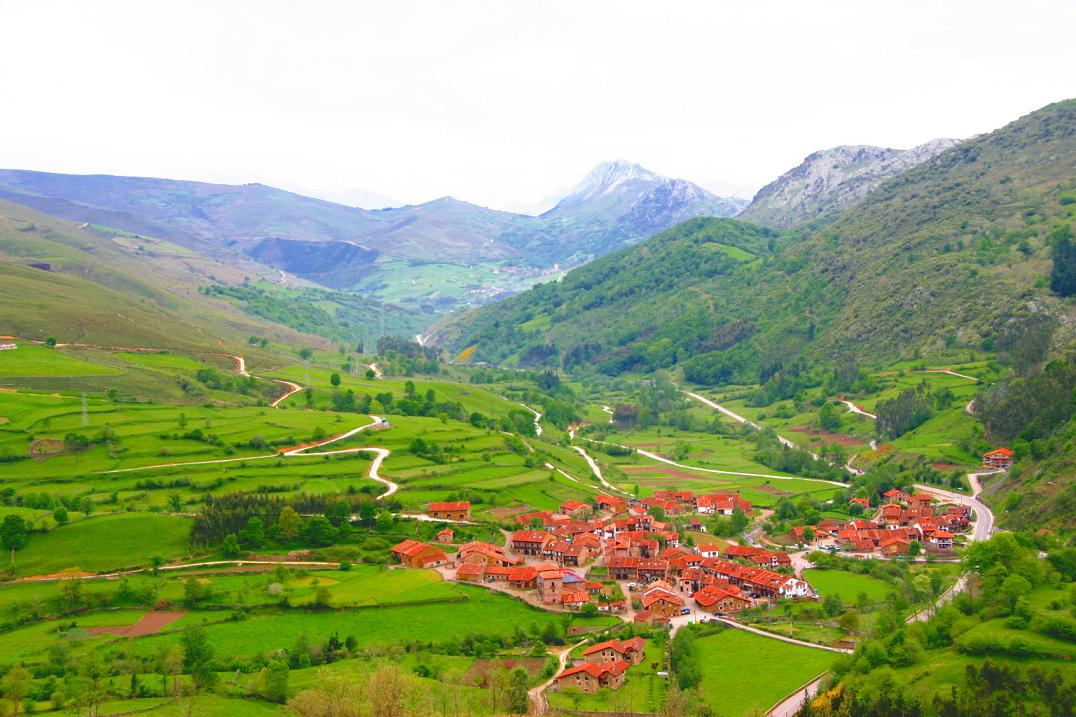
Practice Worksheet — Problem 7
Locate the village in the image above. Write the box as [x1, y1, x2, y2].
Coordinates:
[391, 469, 984, 694]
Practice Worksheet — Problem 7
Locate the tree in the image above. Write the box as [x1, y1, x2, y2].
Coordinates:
[53, 505, 69, 525]
[839, 609, 860, 633]
[259, 659, 289, 703]
[1, 666, 31, 716]
[238, 516, 265, 548]
[301, 516, 337, 547]
[1, 514, 28, 564]
[730, 506, 750, 534]
[507, 667, 529, 714]
[325, 500, 352, 528]
[78, 496, 94, 516]
[181, 627, 216, 688]
[74, 654, 110, 716]
[183, 577, 207, 606]
[375, 510, 394, 532]
[299, 348, 314, 360]
[45, 336, 57, 347]
[61, 578, 84, 610]
[330, 372, 342, 387]
[822, 593, 843, 617]
[1050, 231, 1076, 297]
[221, 534, 241, 559]
[908, 540, 921, 557]
[803, 526, 816, 543]
[167, 493, 183, 513]
[818, 402, 842, 432]
[279, 506, 301, 540]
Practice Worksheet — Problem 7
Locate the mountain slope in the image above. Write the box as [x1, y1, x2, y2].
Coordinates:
[739, 139, 960, 229]
[0, 197, 418, 351]
[442, 99, 1076, 377]
[506, 161, 746, 265]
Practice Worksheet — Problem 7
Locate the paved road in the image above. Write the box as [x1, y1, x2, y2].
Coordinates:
[684, 391, 818, 457]
[102, 416, 400, 500]
[269, 378, 303, 407]
[837, 399, 876, 420]
[768, 673, 831, 717]
[913, 471, 997, 542]
[17, 558, 343, 583]
[529, 640, 585, 715]
[519, 403, 544, 436]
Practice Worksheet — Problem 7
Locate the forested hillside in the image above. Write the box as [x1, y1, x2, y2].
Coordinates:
[443, 99, 1076, 380]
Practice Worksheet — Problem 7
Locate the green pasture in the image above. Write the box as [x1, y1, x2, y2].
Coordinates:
[0, 342, 122, 377]
[11, 512, 193, 577]
[694, 628, 834, 717]
[124, 585, 618, 660]
[803, 569, 894, 603]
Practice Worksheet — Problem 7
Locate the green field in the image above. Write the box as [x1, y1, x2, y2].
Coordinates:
[804, 569, 895, 604]
[694, 628, 834, 717]
[122, 584, 617, 660]
[11, 512, 193, 576]
[0, 342, 122, 377]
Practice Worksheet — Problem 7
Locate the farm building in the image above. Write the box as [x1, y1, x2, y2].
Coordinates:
[390, 540, 448, 569]
[553, 660, 628, 693]
[427, 501, 471, 520]
[982, 448, 1014, 471]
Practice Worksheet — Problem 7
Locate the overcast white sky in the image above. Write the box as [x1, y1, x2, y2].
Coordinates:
[2, 0, 1073, 209]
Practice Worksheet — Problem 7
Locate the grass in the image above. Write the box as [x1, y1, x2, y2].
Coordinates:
[548, 638, 667, 713]
[124, 585, 618, 660]
[694, 627, 834, 717]
[11, 512, 193, 576]
[0, 342, 122, 377]
[804, 569, 894, 604]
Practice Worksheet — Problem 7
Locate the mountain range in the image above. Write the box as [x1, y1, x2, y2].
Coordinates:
[0, 161, 743, 288]
[439, 99, 1076, 379]
[738, 138, 962, 229]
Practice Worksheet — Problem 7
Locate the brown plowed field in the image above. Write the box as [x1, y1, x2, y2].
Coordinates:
[87, 610, 187, 636]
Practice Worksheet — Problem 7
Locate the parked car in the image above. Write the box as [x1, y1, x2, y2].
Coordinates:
[680, 607, 691, 616]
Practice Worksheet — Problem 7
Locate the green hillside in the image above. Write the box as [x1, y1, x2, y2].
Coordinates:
[444, 99, 1076, 379]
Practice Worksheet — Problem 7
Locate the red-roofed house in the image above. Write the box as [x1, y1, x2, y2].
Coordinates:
[553, 660, 628, 693]
[427, 501, 471, 520]
[512, 530, 554, 556]
[693, 585, 751, 613]
[560, 500, 591, 517]
[642, 587, 684, 617]
[455, 561, 486, 582]
[582, 638, 646, 665]
[435, 528, 454, 544]
[929, 530, 954, 550]
[507, 566, 538, 589]
[391, 540, 448, 569]
[983, 448, 1014, 471]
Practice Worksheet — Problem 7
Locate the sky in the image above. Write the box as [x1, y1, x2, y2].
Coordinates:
[1, 0, 1074, 210]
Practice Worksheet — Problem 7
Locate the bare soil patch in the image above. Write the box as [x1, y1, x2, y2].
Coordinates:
[0, 417, 9, 424]
[788, 425, 866, 446]
[487, 505, 532, 520]
[621, 465, 726, 482]
[466, 658, 546, 685]
[754, 485, 791, 496]
[87, 610, 187, 637]
[932, 463, 960, 471]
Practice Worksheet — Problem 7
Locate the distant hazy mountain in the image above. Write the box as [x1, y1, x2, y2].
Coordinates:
[496, 160, 747, 265]
[442, 99, 1073, 379]
[738, 139, 961, 229]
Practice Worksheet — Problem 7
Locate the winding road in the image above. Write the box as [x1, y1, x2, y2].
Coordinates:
[529, 640, 586, 715]
[101, 416, 400, 501]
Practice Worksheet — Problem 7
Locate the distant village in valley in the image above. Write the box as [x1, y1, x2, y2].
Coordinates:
[392, 468, 985, 692]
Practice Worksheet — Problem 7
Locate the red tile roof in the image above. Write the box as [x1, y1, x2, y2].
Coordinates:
[428, 501, 470, 512]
